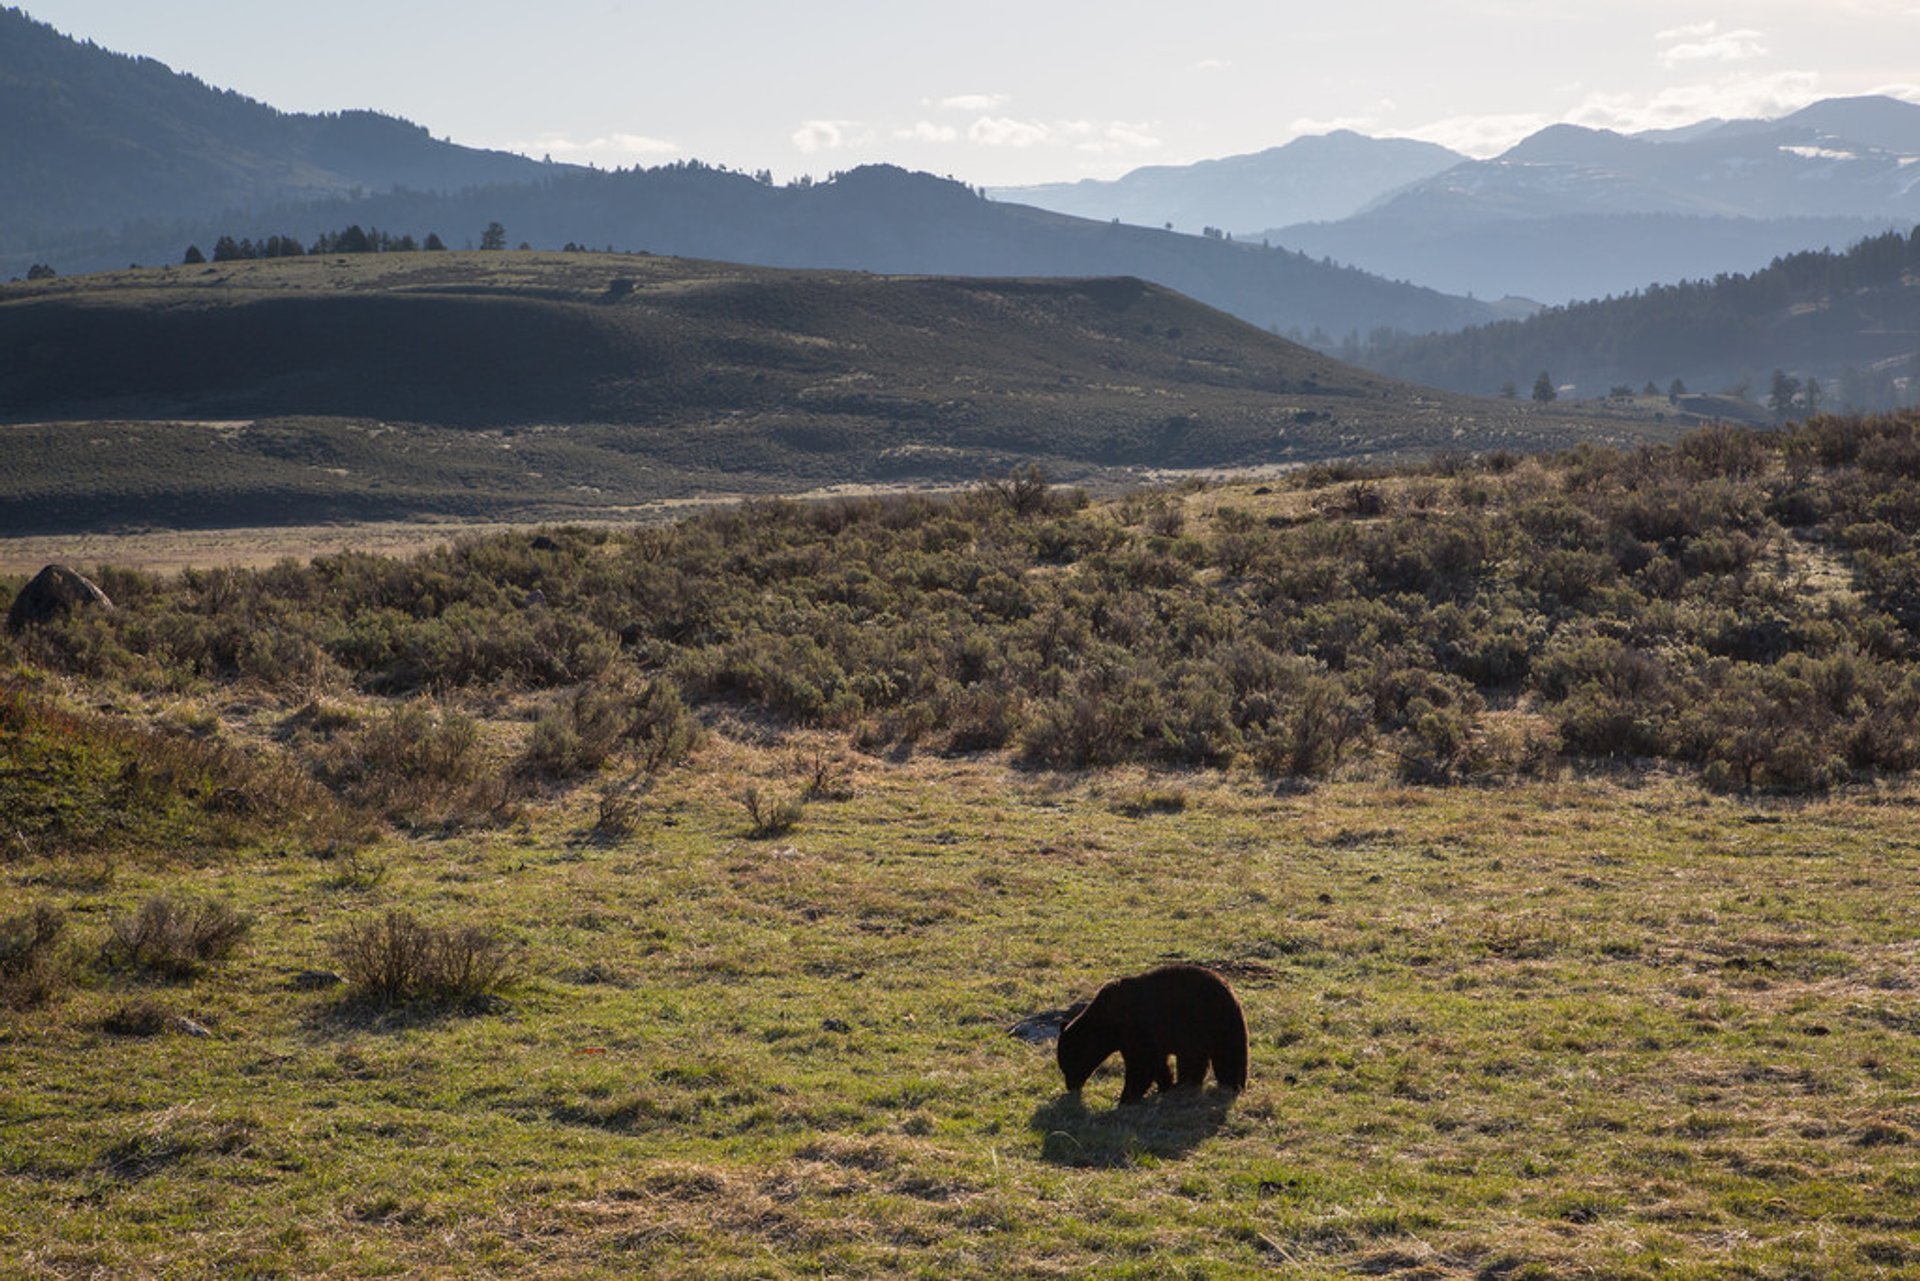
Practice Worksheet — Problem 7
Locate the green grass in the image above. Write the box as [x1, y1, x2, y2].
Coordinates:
[9, 433, 1920, 1276]
[7, 724, 1920, 1277]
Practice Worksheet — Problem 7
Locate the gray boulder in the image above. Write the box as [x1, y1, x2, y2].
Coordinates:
[5, 563, 114, 633]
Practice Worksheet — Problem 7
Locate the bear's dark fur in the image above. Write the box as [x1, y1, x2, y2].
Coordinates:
[1056, 964, 1248, 1104]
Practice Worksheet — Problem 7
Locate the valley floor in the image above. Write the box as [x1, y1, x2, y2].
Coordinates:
[6, 718, 1920, 1278]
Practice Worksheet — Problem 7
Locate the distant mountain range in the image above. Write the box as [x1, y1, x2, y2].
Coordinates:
[999, 95, 1920, 306]
[0, 7, 562, 243]
[987, 132, 1464, 235]
[1267, 97, 1920, 303]
[12, 3, 1918, 401]
[0, 7, 1493, 341]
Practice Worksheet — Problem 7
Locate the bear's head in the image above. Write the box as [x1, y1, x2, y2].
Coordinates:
[1056, 1005, 1114, 1092]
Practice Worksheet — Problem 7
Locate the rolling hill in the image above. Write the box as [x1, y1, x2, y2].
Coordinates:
[1353, 226, 1920, 404]
[0, 252, 1664, 533]
[115, 162, 1504, 339]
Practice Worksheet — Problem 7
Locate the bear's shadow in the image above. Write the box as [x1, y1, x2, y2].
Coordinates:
[1028, 1084, 1235, 1168]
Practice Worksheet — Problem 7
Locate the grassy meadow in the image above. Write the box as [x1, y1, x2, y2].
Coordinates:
[8, 421, 1920, 1277]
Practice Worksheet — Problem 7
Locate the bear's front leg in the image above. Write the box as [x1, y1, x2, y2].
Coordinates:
[1119, 1052, 1162, 1104]
[1174, 1052, 1209, 1090]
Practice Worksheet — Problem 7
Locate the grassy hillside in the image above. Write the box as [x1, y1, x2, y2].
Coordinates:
[8, 421, 1920, 1276]
[0, 252, 1664, 534]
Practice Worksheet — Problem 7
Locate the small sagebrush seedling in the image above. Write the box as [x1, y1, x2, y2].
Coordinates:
[739, 785, 804, 838]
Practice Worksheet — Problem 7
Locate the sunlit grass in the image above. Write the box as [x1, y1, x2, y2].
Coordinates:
[6, 721, 1920, 1276]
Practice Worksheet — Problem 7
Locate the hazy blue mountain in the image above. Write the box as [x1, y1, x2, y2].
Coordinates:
[0, 11, 1500, 339]
[1352, 226, 1920, 407]
[1258, 96, 1920, 304]
[1270, 212, 1898, 306]
[0, 7, 566, 253]
[988, 132, 1465, 234]
[1701, 96, 1920, 156]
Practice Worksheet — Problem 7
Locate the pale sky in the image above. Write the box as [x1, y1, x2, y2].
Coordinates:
[20, 1, 1920, 185]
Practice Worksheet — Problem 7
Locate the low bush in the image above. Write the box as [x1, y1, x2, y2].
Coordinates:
[592, 774, 651, 839]
[310, 699, 507, 827]
[101, 896, 252, 979]
[522, 673, 699, 781]
[0, 903, 68, 1009]
[331, 910, 519, 1005]
[20, 413, 1920, 796]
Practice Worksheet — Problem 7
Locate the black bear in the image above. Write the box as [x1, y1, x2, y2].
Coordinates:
[1056, 964, 1249, 1104]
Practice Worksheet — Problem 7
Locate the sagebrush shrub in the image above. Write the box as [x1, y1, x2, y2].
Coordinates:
[522, 674, 699, 781]
[0, 904, 67, 1009]
[101, 896, 251, 979]
[331, 910, 518, 1004]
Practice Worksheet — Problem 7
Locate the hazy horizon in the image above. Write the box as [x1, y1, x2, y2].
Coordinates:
[15, 1, 1920, 188]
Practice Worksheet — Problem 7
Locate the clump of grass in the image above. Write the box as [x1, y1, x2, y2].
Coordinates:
[1, 681, 361, 862]
[319, 844, 387, 891]
[1110, 785, 1188, 816]
[330, 909, 519, 1005]
[97, 1105, 258, 1180]
[101, 896, 252, 979]
[739, 785, 804, 838]
[101, 997, 172, 1037]
[0, 903, 68, 1009]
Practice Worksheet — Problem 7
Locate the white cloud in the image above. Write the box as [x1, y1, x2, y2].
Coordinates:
[1655, 20, 1718, 41]
[1658, 20, 1768, 67]
[500, 131, 678, 162]
[968, 116, 1053, 147]
[1404, 112, 1553, 156]
[1073, 122, 1163, 154]
[1566, 72, 1821, 132]
[935, 93, 1009, 112]
[1193, 58, 1232, 71]
[791, 119, 871, 153]
[1289, 113, 1385, 136]
[1401, 71, 1831, 158]
[963, 116, 1163, 152]
[894, 121, 959, 143]
[1101, 122, 1162, 150]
